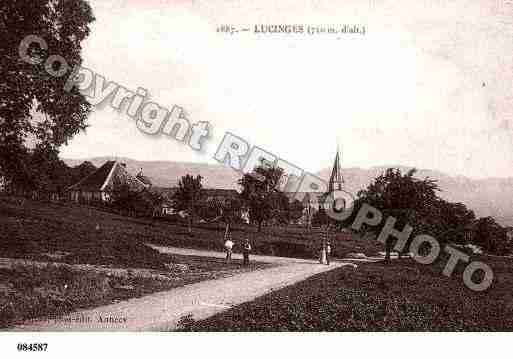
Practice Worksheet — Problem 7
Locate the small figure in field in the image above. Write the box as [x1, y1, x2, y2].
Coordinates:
[242, 238, 252, 266]
[224, 235, 234, 263]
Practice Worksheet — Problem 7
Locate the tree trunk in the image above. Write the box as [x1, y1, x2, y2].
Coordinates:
[258, 221, 262, 232]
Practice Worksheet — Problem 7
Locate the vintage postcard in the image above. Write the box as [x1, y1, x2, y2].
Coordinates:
[1, 0, 512, 356]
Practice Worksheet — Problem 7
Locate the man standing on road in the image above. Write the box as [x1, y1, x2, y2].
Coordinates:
[242, 238, 252, 266]
[224, 234, 234, 263]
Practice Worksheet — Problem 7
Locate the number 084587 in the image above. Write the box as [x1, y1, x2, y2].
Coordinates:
[17, 343, 48, 352]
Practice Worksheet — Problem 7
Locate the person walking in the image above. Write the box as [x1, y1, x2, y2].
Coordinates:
[318, 224, 329, 264]
[242, 238, 252, 266]
[326, 241, 332, 265]
[325, 224, 333, 265]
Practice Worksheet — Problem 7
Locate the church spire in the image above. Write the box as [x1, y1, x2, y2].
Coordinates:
[328, 145, 344, 192]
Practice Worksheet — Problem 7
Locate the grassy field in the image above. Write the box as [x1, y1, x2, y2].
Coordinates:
[182, 255, 513, 331]
[0, 197, 273, 328]
[0, 197, 384, 265]
[1, 198, 170, 269]
[0, 257, 268, 329]
[4, 197, 509, 331]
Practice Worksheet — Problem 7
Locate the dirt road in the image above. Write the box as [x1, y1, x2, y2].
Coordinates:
[12, 246, 355, 331]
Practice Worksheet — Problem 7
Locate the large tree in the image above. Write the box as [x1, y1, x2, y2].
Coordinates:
[238, 165, 290, 232]
[355, 168, 441, 261]
[351, 168, 508, 260]
[2, 144, 92, 198]
[173, 174, 203, 234]
[0, 0, 94, 187]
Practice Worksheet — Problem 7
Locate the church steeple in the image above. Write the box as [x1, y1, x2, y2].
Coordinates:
[328, 145, 344, 193]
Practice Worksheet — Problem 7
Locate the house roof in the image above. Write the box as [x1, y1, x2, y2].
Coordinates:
[68, 161, 147, 192]
[68, 161, 117, 191]
[136, 174, 152, 186]
[135, 169, 152, 187]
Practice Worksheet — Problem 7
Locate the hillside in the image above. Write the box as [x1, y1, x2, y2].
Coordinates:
[63, 157, 513, 226]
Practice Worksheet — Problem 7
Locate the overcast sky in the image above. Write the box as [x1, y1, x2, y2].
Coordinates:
[60, 0, 513, 178]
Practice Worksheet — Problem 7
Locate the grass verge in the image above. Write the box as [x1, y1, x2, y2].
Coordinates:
[0, 257, 270, 329]
[182, 256, 513, 331]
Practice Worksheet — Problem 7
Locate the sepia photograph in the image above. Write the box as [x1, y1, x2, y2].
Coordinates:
[1, 0, 513, 356]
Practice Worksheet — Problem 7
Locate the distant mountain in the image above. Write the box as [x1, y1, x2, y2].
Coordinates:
[63, 157, 513, 226]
